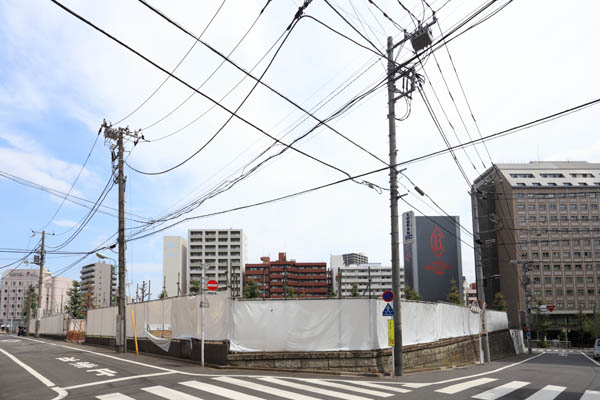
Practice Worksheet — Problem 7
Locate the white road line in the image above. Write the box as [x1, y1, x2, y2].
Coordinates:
[523, 385, 565, 400]
[343, 381, 412, 393]
[435, 378, 498, 394]
[580, 351, 600, 366]
[213, 376, 322, 400]
[180, 380, 265, 400]
[581, 390, 600, 399]
[62, 371, 176, 390]
[142, 385, 204, 399]
[0, 346, 69, 400]
[294, 378, 394, 397]
[259, 376, 372, 400]
[472, 380, 530, 399]
[96, 393, 137, 400]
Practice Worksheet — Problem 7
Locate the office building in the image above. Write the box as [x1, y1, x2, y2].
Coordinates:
[330, 254, 404, 297]
[244, 252, 328, 298]
[162, 236, 188, 297]
[1, 268, 50, 321]
[402, 211, 463, 302]
[188, 229, 246, 296]
[472, 161, 600, 332]
[80, 262, 117, 308]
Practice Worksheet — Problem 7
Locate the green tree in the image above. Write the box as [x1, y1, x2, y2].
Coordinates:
[351, 282, 359, 297]
[329, 289, 337, 298]
[575, 310, 593, 346]
[189, 279, 201, 295]
[81, 282, 96, 317]
[447, 279, 464, 305]
[159, 289, 168, 299]
[243, 279, 260, 298]
[21, 285, 37, 317]
[64, 281, 84, 319]
[491, 292, 507, 311]
[286, 286, 296, 299]
[404, 285, 420, 301]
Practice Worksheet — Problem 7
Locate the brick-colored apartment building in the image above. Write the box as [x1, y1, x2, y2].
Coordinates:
[244, 252, 328, 298]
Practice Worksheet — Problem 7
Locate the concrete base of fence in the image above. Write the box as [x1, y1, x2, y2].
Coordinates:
[84, 336, 228, 365]
[402, 334, 480, 371]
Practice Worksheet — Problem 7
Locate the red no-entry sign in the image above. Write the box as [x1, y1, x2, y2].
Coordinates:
[207, 280, 218, 291]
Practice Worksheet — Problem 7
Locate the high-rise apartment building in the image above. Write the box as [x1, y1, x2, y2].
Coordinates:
[244, 252, 328, 298]
[342, 253, 368, 266]
[188, 229, 246, 296]
[472, 162, 600, 333]
[162, 236, 188, 297]
[80, 262, 117, 308]
[330, 254, 404, 298]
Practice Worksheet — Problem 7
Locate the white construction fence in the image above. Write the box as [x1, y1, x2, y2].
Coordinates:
[80, 293, 509, 352]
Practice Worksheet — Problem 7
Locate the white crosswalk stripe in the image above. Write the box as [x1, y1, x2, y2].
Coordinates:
[96, 394, 136, 400]
[142, 385, 204, 400]
[326, 380, 412, 394]
[259, 376, 373, 400]
[472, 381, 530, 399]
[213, 376, 322, 400]
[581, 390, 600, 399]
[524, 385, 566, 400]
[179, 380, 265, 400]
[436, 377, 498, 394]
[292, 378, 396, 397]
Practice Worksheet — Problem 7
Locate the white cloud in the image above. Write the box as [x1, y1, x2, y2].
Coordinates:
[52, 219, 78, 228]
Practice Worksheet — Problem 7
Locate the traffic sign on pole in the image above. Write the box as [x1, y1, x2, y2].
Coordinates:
[547, 305, 555, 312]
[382, 303, 395, 317]
[382, 290, 394, 302]
[207, 280, 218, 291]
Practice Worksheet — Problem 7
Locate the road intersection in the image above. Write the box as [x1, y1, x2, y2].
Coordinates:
[2, 336, 600, 399]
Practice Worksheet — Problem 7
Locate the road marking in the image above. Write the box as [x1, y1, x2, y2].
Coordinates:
[0, 339, 21, 342]
[0, 346, 69, 400]
[523, 385, 565, 400]
[180, 380, 265, 400]
[142, 385, 203, 399]
[62, 371, 176, 390]
[214, 376, 321, 400]
[580, 351, 600, 366]
[398, 382, 433, 388]
[259, 376, 372, 400]
[342, 381, 412, 393]
[581, 390, 600, 399]
[472, 380, 530, 399]
[295, 378, 395, 397]
[96, 393, 136, 400]
[435, 378, 497, 394]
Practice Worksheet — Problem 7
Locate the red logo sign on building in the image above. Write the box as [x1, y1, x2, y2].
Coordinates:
[425, 226, 450, 275]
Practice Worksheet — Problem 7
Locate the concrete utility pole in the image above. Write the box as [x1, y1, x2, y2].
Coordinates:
[101, 121, 142, 353]
[35, 230, 46, 338]
[472, 190, 491, 363]
[387, 36, 403, 376]
[522, 262, 533, 354]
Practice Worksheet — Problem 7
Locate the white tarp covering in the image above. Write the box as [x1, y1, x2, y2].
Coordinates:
[486, 310, 509, 332]
[83, 296, 509, 352]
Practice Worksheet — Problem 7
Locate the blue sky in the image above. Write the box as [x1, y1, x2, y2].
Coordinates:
[1, 0, 600, 298]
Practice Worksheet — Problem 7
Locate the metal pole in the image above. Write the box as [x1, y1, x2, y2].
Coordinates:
[472, 191, 491, 362]
[387, 36, 403, 376]
[201, 264, 205, 367]
[117, 128, 127, 353]
[523, 263, 532, 354]
[35, 231, 45, 338]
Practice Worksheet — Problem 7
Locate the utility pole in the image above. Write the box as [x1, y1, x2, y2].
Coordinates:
[387, 36, 403, 376]
[177, 273, 181, 297]
[472, 190, 491, 363]
[101, 121, 141, 353]
[34, 230, 47, 338]
[522, 262, 533, 354]
[25, 286, 33, 336]
[140, 281, 146, 302]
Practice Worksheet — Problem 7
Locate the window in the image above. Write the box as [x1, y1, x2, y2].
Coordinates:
[570, 173, 594, 178]
[544, 277, 552, 284]
[533, 182, 542, 186]
[539, 204, 546, 211]
[539, 216, 547, 223]
[555, 277, 562, 284]
[545, 290, 553, 296]
[570, 204, 578, 210]
[518, 216, 526, 223]
[564, 252, 571, 258]
[559, 204, 567, 211]
[542, 252, 550, 258]
[592, 204, 598, 210]
[553, 252, 560, 258]
[582, 204, 588, 211]
[549, 204, 557, 210]
[592, 216, 599, 221]
[557, 290, 563, 296]
[543, 264, 551, 271]
[517, 204, 525, 210]
[576, 277, 584, 284]
[575, 264, 582, 271]
[517, 183, 526, 187]
[564, 183, 573, 186]
[566, 277, 573, 284]
[574, 252, 581, 258]
[561, 215, 568, 222]
[588, 289, 595, 295]
[511, 173, 535, 178]
[567, 289, 574, 295]
[516, 193, 525, 198]
[557, 303, 564, 308]
[548, 182, 557, 186]
[587, 277, 594, 284]
[541, 173, 565, 178]
[533, 277, 541, 284]
[531, 252, 539, 258]
[550, 216, 558, 222]
[579, 183, 589, 186]
[568, 303, 575, 309]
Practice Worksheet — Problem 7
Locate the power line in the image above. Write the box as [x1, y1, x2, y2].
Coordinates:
[113, 0, 228, 126]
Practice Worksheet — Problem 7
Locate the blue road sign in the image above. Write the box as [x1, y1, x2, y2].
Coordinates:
[382, 290, 394, 302]
[382, 303, 395, 317]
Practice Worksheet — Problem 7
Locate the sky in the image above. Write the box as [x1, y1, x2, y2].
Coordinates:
[1, 0, 600, 300]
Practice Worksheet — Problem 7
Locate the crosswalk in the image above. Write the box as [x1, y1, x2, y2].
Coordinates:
[93, 375, 600, 400]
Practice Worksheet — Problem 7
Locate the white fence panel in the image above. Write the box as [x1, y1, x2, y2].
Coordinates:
[87, 307, 117, 337]
[39, 314, 66, 335]
[486, 310, 509, 332]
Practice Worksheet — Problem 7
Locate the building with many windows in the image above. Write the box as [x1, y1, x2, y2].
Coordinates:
[472, 161, 600, 334]
[80, 262, 117, 308]
[244, 252, 328, 298]
[188, 229, 246, 296]
[1, 268, 50, 322]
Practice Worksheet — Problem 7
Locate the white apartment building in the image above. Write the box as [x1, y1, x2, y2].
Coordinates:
[46, 276, 74, 316]
[1, 268, 50, 321]
[188, 229, 246, 296]
[330, 254, 405, 298]
[162, 236, 188, 297]
[80, 262, 117, 308]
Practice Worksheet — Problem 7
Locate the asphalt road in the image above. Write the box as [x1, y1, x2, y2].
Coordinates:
[1, 334, 600, 400]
